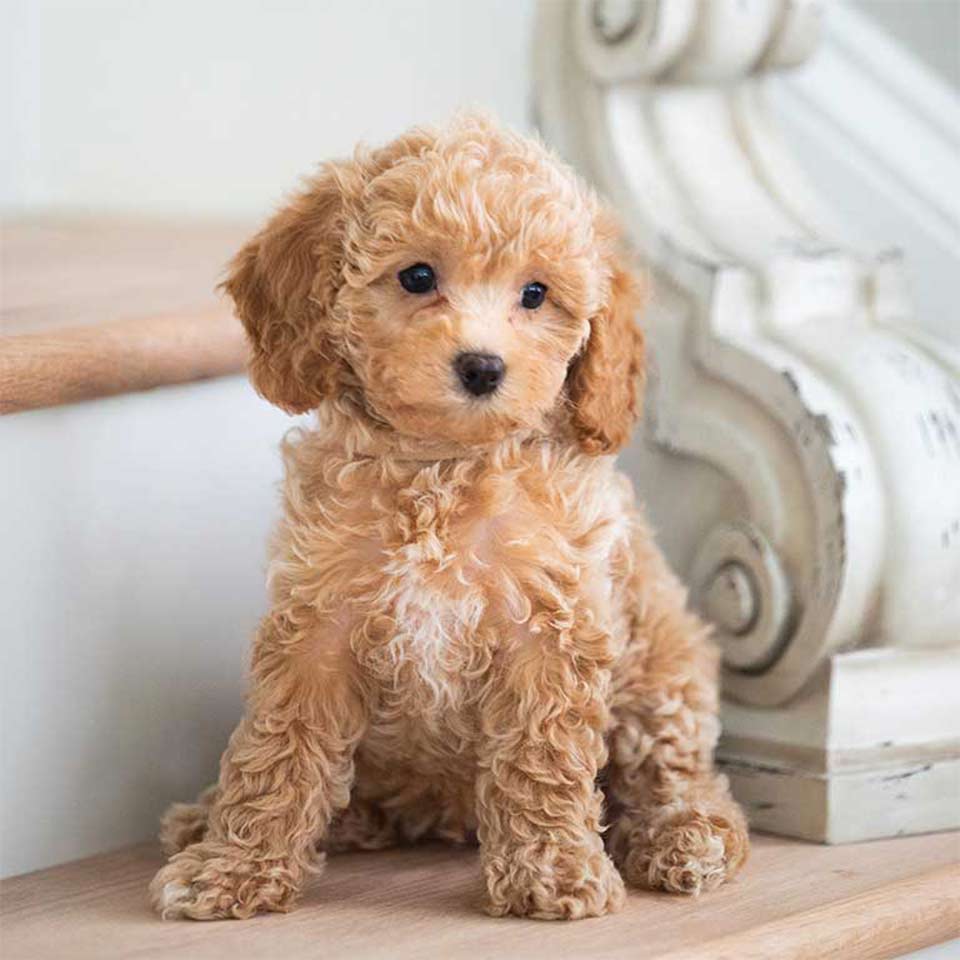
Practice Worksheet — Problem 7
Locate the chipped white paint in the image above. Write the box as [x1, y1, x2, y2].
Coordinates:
[535, 0, 960, 841]
[720, 647, 960, 843]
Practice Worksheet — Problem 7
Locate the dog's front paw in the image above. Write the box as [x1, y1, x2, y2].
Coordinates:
[150, 841, 304, 920]
[615, 802, 749, 895]
[484, 842, 625, 920]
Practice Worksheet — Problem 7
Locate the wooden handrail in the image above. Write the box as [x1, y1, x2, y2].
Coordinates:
[1, 217, 254, 413]
[0, 307, 248, 414]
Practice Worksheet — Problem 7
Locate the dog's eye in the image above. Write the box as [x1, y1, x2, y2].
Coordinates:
[398, 263, 437, 294]
[520, 281, 547, 310]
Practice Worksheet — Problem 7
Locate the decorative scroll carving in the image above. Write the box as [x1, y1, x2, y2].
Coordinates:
[535, 0, 960, 712]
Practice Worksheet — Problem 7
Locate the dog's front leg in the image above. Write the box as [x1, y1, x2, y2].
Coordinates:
[150, 611, 365, 920]
[606, 578, 749, 896]
[476, 613, 625, 920]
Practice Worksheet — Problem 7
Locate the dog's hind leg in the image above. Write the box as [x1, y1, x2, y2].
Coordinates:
[604, 534, 750, 895]
[159, 786, 400, 857]
[325, 795, 407, 853]
[159, 784, 218, 855]
[160, 781, 474, 858]
[327, 775, 477, 853]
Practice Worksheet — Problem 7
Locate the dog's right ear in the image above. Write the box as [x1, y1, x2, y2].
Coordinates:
[221, 163, 352, 413]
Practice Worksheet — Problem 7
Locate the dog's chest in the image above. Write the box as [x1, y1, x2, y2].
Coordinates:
[349, 468, 536, 748]
[316, 447, 630, 747]
[361, 505, 499, 735]
[362, 590, 487, 768]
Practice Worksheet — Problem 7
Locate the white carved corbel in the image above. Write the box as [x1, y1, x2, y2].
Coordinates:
[535, 0, 960, 841]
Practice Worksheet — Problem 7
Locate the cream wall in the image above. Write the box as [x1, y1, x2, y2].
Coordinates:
[1, 378, 295, 877]
[1, 0, 535, 218]
[854, 0, 959, 88]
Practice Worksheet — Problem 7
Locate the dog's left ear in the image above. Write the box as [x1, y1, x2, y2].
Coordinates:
[221, 162, 355, 413]
[566, 253, 646, 455]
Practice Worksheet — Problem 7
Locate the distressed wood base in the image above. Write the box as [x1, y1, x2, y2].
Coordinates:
[723, 757, 959, 845]
[720, 647, 960, 843]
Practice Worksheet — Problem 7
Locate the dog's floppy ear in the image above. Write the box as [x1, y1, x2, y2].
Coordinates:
[221, 163, 352, 413]
[566, 253, 646, 455]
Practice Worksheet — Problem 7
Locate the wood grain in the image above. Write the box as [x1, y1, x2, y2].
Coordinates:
[1, 218, 252, 337]
[658, 864, 960, 960]
[0, 309, 248, 413]
[0, 218, 252, 413]
[1, 832, 957, 960]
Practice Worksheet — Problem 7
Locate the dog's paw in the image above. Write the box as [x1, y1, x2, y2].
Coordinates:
[158, 787, 217, 856]
[149, 841, 303, 920]
[616, 803, 749, 896]
[484, 843, 625, 920]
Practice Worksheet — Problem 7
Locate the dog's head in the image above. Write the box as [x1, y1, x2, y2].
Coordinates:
[223, 115, 645, 455]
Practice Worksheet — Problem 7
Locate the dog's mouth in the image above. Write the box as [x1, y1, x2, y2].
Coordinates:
[368, 392, 536, 448]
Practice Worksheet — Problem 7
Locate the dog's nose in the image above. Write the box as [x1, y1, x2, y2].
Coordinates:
[454, 352, 505, 397]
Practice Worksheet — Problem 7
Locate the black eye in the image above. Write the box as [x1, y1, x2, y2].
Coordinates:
[398, 263, 437, 294]
[521, 281, 547, 310]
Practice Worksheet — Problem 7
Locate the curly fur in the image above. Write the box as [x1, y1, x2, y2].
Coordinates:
[150, 114, 748, 922]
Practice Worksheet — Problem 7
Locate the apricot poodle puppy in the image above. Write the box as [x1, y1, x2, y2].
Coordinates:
[150, 115, 748, 922]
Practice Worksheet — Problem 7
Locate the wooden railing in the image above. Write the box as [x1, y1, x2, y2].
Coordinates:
[1, 219, 251, 413]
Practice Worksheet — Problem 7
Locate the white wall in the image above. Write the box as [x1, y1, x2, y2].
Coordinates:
[854, 0, 960, 88]
[771, 3, 960, 346]
[1, 0, 534, 219]
[0, 379, 299, 878]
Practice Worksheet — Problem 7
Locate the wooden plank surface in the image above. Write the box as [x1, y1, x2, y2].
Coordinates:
[1, 832, 958, 960]
[0, 218, 252, 412]
[1, 219, 252, 336]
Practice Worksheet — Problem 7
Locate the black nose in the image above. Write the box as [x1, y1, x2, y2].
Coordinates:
[454, 352, 505, 397]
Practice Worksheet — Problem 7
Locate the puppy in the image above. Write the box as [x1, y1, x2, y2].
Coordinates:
[150, 115, 748, 921]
